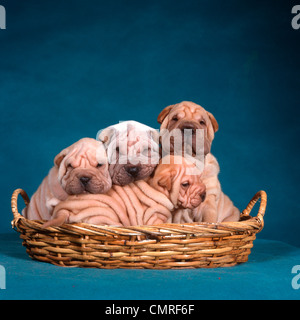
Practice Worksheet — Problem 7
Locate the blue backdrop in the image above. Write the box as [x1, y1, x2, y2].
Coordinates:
[1, 0, 299, 246]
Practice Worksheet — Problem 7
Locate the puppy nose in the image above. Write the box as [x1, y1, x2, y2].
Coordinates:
[125, 166, 140, 177]
[80, 176, 90, 186]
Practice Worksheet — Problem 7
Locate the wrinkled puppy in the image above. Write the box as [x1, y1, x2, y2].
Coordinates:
[40, 155, 206, 228]
[24, 138, 112, 222]
[157, 101, 218, 158]
[149, 155, 206, 215]
[172, 154, 240, 224]
[43, 180, 174, 227]
[98, 121, 160, 186]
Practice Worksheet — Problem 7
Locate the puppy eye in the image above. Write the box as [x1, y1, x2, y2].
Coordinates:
[181, 182, 190, 188]
[172, 116, 178, 121]
[200, 120, 206, 126]
[97, 163, 103, 168]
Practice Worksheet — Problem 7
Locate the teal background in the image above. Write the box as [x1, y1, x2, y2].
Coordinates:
[0, 0, 299, 247]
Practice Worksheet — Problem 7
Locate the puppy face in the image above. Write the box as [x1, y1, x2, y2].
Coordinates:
[98, 121, 160, 186]
[150, 155, 206, 210]
[54, 138, 112, 195]
[157, 101, 218, 157]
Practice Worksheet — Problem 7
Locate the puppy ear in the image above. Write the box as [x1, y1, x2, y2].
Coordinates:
[157, 105, 174, 124]
[158, 174, 172, 191]
[54, 148, 69, 168]
[207, 111, 219, 133]
[156, 169, 176, 192]
[97, 127, 115, 146]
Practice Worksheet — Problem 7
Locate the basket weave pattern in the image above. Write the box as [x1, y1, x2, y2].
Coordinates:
[11, 189, 267, 269]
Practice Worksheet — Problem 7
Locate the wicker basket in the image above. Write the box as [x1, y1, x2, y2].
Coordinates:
[11, 188, 267, 269]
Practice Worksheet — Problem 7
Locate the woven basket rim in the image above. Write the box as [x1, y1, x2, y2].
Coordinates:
[11, 188, 267, 238]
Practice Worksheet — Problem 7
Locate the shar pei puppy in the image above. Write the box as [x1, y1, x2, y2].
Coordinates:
[149, 155, 206, 211]
[157, 100, 219, 159]
[24, 138, 112, 222]
[171, 154, 240, 224]
[98, 121, 160, 186]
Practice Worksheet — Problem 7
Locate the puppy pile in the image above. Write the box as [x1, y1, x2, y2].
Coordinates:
[23, 101, 240, 228]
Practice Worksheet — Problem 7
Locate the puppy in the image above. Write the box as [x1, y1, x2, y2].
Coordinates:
[43, 181, 174, 227]
[24, 138, 112, 221]
[157, 101, 218, 158]
[98, 121, 160, 186]
[170, 154, 240, 223]
[41, 155, 206, 228]
[149, 155, 206, 215]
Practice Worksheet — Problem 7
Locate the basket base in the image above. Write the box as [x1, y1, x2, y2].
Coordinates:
[20, 232, 253, 269]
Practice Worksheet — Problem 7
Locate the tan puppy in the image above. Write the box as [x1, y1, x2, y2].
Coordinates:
[98, 121, 160, 186]
[44, 181, 174, 227]
[149, 155, 206, 213]
[157, 101, 218, 157]
[24, 138, 112, 222]
[172, 154, 240, 223]
[41, 155, 206, 228]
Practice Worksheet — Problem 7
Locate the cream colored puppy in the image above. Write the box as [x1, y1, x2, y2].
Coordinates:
[98, 121, 160, 186]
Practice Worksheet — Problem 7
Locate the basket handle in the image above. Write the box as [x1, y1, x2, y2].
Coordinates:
[241, 190, 267, 224]
[11, 188, 30, 222]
